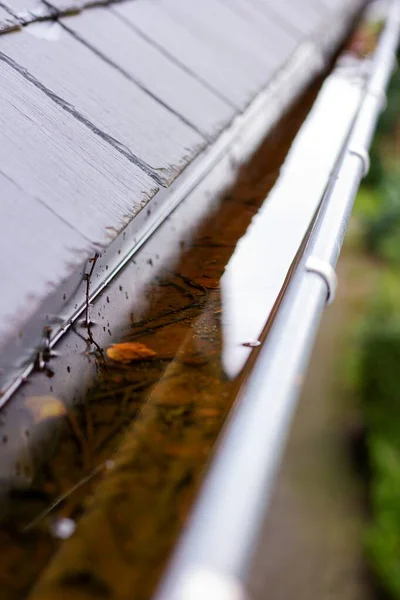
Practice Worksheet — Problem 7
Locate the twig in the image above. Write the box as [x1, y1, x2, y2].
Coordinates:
[89, 378, 157, 402]
[175, 272, 208, 297]
[83, 254, 99, 329]
[82, 254, 105, 360]
[23, 463, 105, 532]
[129, 281, 200, 331]
[126, 313, 194, 340]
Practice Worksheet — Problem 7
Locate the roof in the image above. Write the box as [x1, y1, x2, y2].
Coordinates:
[0, 0, 363, 398]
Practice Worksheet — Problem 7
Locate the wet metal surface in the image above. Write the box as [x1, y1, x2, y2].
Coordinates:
[0, 82, 324, 600]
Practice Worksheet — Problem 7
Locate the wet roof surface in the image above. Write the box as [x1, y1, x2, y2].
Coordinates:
[0, 0, 362, 394]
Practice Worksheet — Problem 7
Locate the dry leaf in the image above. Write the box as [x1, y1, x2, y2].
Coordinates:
[24, 395, 67, 423]
[106, 342, 156, 363]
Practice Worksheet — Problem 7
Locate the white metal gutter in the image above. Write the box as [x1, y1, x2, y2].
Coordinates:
[153, 2, 400, 599]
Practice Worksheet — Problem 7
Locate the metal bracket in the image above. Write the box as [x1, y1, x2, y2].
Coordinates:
[305, 256, 337, 305]
[349, 147, 370, 177]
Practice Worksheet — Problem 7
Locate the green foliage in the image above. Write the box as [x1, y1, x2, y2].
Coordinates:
[369, 50, 400, 146]
[356, 47, 400, 261]
[376, 67, 400, 138]
[354, 184, 381, 220]
[360, 171, 400, 263]
[364, 140, 386, 188]
[365, 435, 400, 599]
[357, 298, 400, 598]
[359, 318, 400, 436]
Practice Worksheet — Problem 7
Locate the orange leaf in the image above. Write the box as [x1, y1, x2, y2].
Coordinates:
[24, 395, 67, 423]
[106, 342, 156, 363]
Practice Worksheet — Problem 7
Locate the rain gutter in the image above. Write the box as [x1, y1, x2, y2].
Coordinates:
[154, 2, 400, 600]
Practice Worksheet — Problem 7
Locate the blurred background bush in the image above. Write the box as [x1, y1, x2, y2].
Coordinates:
[350, 48, 400, 599]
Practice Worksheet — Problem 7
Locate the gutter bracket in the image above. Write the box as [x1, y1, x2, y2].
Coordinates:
[349, 147, 370, 176]
[305, 256, 338, 305]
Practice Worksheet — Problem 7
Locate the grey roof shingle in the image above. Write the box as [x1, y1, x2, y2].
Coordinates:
[0, 57, 158, 244]
[0, 170, 89, 345]
[63, 7, 235, 139]
[0, 21, 205, 185]
[115, 0, 285, 109]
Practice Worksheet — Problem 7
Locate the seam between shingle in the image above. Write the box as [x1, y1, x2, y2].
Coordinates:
[60, 20, 209, 141]
[0, 0, 238, 112]
[0, 0, 147, 30]
[0, 1, 128, 35]
[0, 0, 55, 25]
[0, 2, 22, 31]
[0, 2, 12, 15]
[110, 5, 239, 111]
[0, 1, 19, 18]
[0, 50, 167, 187]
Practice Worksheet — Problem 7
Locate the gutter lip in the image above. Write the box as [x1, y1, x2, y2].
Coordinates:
[153, 2, 400, 599]
[0, 2, 359, 407]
